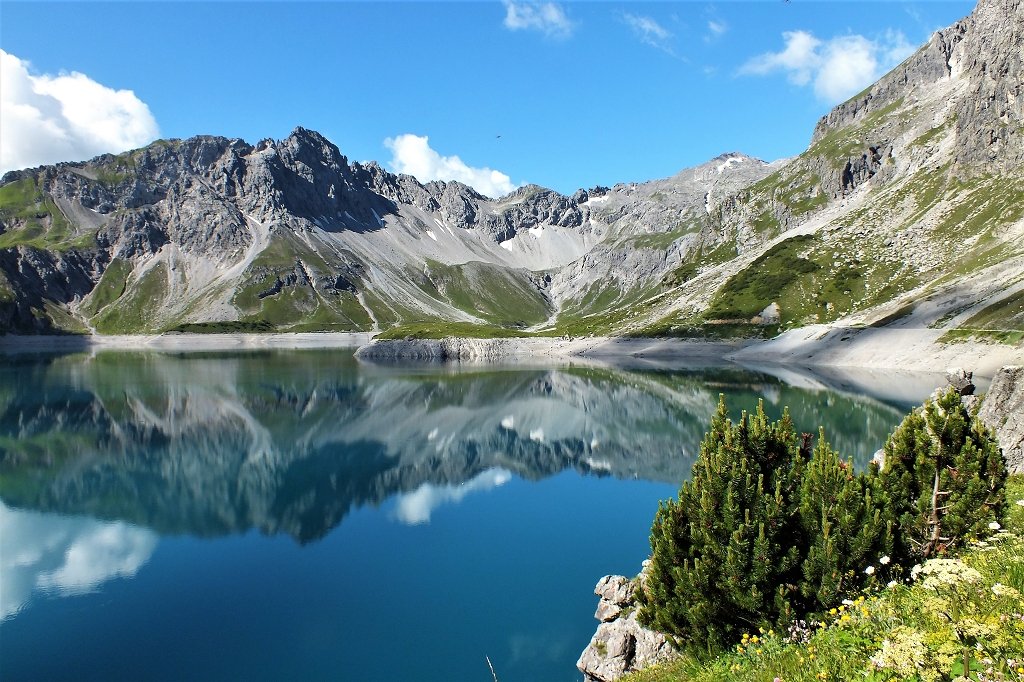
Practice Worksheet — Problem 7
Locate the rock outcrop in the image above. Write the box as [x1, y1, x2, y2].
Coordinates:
[977, 365, 1024, 474]
[577, 570, 678, 682]
[353, 337, 535, 362]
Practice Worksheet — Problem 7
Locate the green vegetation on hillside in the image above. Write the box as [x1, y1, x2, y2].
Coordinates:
[940, 289, 1024, 346]
[545, 282, 661, 337]
[81, 258, 133, 317]
[418, 259, 551, 328]
[92, 262, 170, 333]
[374, 320, 530, 340]
[0, 177, 94, 251]
[232, 235, 373, 332]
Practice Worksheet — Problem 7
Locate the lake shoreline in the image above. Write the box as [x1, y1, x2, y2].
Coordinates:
[1, 329, 1020, 377]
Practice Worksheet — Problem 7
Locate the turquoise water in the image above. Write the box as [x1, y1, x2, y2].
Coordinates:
[0, 350, 938, 681]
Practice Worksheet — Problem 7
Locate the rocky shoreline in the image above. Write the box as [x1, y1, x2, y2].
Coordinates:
[3, 331, 1020, 378]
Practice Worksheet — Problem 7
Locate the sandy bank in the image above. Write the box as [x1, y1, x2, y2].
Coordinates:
[0, 332, 373, 354]
[728, 325, 1023, 377]
[3, 328, 1019, 378]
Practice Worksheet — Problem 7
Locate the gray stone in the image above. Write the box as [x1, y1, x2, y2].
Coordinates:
[577, 572, 678, 682]
[945, 367, 976, 396]
[977, 365, 1024, 474]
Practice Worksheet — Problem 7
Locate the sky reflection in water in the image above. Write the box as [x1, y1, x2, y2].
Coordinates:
[0, 350, 941, 681]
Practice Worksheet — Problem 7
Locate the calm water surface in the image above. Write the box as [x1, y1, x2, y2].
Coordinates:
[0, 350, 942, 681]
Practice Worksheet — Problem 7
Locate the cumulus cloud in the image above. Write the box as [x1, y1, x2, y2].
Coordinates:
[393, 469, 513, 525]
[384, 133, 519, 199]
[0, 50, 159, 174]
[503, 1, 574, 39]
[739, 30, 915, 103]
[1, 502, 157, 620]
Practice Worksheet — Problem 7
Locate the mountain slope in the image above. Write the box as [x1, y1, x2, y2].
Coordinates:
[0, 0, 1021, 345]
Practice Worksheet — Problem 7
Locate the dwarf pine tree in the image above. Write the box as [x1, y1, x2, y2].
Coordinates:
[638, 396, 806, 651]
[797, 431, 892, 611]
[877, 386, 1006, 561]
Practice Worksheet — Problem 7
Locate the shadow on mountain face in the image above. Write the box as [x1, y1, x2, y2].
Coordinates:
[0, 350, 919, 542]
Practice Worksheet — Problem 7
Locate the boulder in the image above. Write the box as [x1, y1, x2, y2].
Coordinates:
[945, 367, 976, 396]
[977, 365, 1024, 474]
[577, 570, 678, 682]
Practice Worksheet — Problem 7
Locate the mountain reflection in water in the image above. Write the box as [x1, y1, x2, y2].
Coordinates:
[0, 351, 927, 545]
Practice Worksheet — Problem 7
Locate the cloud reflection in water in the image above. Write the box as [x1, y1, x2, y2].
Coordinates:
[0, 502, 157, 619]
[393, 468, 513, 525]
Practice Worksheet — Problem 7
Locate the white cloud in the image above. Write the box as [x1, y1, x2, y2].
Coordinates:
[503, 1, 574, 39]
[739, 30, 916, 104]
[0, 50, 159, 174]
[740, 30, 822, 85]
[393, 468, 512, 525]
[384, 133, 519, 199]
[1, 502, 158, 620]
[707, 20, 728, 37]
[624, 13, 674, 53]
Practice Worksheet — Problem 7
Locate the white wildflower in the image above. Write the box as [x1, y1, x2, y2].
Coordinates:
[879, 555, 891, 565]
[916, 558, 983, 588]
[1016, 499, 1024, 507]
[989, 521, 1001, 530]
[887, 580, 898, 588]
[992, 583, 1022, 599]
[864, 565, 876, 575]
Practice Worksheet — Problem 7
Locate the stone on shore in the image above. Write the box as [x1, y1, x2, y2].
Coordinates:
[577, 569, 678, 682]
[977, 365, 1024, 474]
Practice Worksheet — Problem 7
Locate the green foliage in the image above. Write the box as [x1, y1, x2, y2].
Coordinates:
[92, 263, 170, 333]
[0, 177, 90, 251]
[81, 258, 133, 316]
[623, 476, 1024, 682]
[167, 320, 276, 334]
[639, 397, 889, 652]
[418, 259, 551, 328]
[876, 387, 1007, 562]
[374, 320, 530, 339]
[639, 388, 1006, 658]
[798, 434, 892, 609]
[706, 235, 820, 321]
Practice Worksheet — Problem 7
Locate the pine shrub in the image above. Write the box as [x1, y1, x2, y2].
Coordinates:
[876, 386, 1007, 561]
[639, 397, 844, 652]
[638, 386, 1006, 655]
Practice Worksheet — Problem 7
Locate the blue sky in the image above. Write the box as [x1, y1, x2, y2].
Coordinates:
[1, 1, 973, 196]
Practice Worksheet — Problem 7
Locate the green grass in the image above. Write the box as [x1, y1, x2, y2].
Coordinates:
[374, 320, 532, 339]
[167, 320, 276, 334]
[706, 235, 821, 321]
[0, 177, 90, 251]
[940, 328, 1024, 346]
[622, 476, 1024, 682]
[631, 320, 780, 340]
[954, 289, 1024, 331]
[92, 262, 170, 333]
[232, 235, 374, 332]
[625, 225, 698, 250]
[542, 282, 659, 337]
[81, 258, 133, 317]
[418, 259, 551, 328]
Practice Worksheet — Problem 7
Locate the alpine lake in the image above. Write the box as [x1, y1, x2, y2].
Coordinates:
[0, 347, 949, 681]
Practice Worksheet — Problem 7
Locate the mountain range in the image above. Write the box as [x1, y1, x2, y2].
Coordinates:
[0, 0, 1021, 344]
